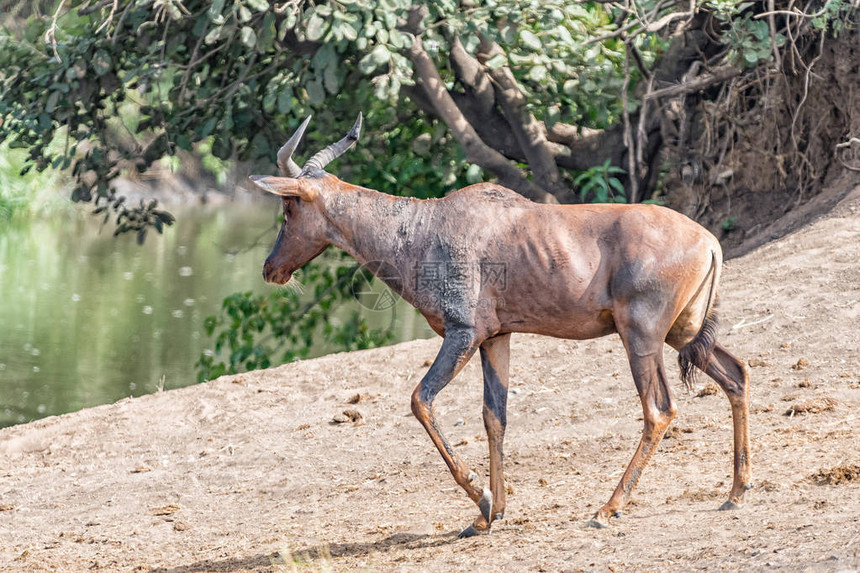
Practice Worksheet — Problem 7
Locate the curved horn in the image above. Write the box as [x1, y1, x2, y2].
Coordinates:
[277, 115, 312, 177]
[302, 112, 362, 173]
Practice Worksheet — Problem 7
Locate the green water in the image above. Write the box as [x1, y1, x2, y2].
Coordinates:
[0, 202, 434, 427]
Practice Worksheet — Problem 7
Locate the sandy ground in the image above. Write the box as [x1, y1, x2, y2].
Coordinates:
[2, 189, 860, 572]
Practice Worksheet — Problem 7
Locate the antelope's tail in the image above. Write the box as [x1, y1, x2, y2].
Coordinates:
[678, 251, 719, 389]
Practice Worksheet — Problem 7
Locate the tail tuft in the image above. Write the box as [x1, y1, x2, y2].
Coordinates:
[678, 301, 719, 390]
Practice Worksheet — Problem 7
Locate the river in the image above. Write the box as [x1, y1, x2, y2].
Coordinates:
[0, 202, 434, 427]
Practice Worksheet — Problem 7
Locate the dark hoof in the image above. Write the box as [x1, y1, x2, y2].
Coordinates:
[718, 500, 742, 511]
[478, 487, 493, 523]
[458, 525, 490, 538]
[586, 517, 609, 529]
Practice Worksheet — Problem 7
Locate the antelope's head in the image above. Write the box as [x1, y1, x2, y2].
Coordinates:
[251, 114, 362, 284]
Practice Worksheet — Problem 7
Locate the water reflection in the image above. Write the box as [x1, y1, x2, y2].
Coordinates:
[0, 203, 434, 427]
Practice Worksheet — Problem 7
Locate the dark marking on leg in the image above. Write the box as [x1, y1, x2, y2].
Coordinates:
[593, 307, 677, 527]
[704, 342, 752, 508]
[475, 333, 511, 533]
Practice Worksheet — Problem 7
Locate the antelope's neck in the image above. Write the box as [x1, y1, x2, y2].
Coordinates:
[321, 187, 432, 279]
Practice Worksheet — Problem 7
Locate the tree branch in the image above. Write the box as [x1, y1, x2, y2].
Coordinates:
[405, 30, 556, 203]
[449, 36, 495, 116]
[644, 65, 740, 100]
[476, 36, 570, 199]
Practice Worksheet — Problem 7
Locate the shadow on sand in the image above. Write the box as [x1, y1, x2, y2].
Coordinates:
[149, 530, 460, 572]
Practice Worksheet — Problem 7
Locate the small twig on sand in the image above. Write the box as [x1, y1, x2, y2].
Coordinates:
[732, 314, 775, 330]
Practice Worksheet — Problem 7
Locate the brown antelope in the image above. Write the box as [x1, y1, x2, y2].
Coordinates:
[251, 114, 751, 536]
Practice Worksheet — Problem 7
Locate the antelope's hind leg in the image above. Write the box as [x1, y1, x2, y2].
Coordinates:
[459, 333, 511, 538]
[410, 327, 489, 535]
[589, 307, 677, 528]
[704, 341, 752, 510]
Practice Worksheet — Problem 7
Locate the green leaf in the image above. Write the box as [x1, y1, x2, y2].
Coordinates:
[192, 14, 208, 36]
[465, 164, 483, 184]
[306, 79, 325, 105]
[204, 25, 224, 45]
[166, 3, 182, 20]
[500, 24, 517, 45]
[520, 29, 542, 51]
[277, 86, 293, 114]
[246, 0, 269, 11]
[484, 53, 507, 70]
[248, 131, 270, 158]
[545, 105, 560, 129]
[527, 65, 547, 82]
[388, 29, 408, 49]
[373, 75, 389, 99]
[341, 22, 358, 41]
[358, 44, 391, 75]
[46, 91, 60, 113]
[92, 50, 112, 75]
[258, 12, 276, 51]
[750, 20, 770, 42]
[312, 42, 335, 70]
[324, 65, 340, 94]
[198, 117, 218, 138]
[370, 44, 391, 66]
[208, 0, 226, 20]
[262, 90, 276, 113]
[306, 14, 326, 41]
[240, 26, 257, 48]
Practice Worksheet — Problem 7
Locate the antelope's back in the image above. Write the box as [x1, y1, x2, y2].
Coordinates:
[434, 189, 721, 338]
[440, 186, 719, 271]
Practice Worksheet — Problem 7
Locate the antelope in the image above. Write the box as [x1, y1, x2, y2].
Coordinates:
[251, 114, 751, 536]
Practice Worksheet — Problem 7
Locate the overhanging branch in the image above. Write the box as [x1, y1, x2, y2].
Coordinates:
[645, 65, 741, 101]
[405, 30, 556, 202]
[477, 36, 570, 200]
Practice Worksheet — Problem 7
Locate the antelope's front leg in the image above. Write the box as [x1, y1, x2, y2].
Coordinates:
[458, 333, 512, 538]
[410, 328, 485, 529]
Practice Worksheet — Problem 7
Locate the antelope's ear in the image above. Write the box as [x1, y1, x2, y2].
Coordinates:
[249, 175, 317, 202]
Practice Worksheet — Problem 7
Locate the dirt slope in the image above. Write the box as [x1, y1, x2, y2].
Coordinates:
[2, 189, 860, 572]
